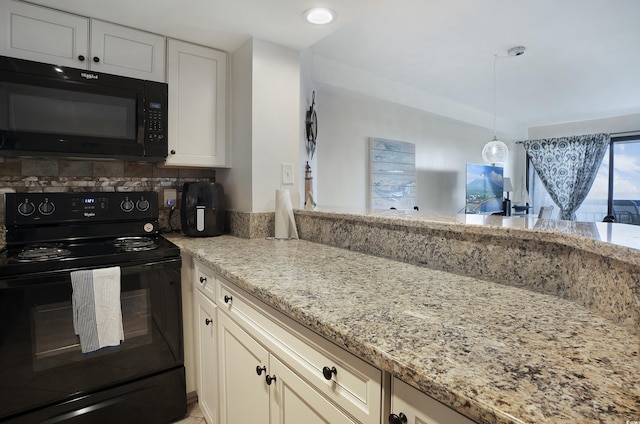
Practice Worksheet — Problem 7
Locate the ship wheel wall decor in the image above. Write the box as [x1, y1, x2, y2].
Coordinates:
[305, 91, 317, 160]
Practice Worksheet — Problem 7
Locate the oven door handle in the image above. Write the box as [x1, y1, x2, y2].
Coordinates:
[1, 257, 181, 289]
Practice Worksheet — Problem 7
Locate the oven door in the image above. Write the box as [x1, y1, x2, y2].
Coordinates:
[0, 259, 185, 422]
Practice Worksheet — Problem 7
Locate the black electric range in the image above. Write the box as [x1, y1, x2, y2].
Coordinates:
[0, 191, 186, 424]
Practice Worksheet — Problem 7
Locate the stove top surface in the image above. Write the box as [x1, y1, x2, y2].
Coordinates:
[0, 236, 180, 278]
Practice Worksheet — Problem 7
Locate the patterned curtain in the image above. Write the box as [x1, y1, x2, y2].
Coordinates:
[522, 133, 610, 220]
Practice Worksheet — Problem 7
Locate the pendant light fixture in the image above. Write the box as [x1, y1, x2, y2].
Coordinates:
[482, 46, 525, 164]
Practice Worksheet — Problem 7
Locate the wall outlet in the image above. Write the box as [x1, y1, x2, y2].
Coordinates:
[282, 163, 294, 185]
[163, 188, 177, 207]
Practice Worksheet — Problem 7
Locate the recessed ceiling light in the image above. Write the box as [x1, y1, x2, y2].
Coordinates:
[304, 7, 336, 25]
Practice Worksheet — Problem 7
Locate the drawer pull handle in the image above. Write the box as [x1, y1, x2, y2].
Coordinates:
[199, 276, 207, 284]
[78, 55, 85, 62]
[265, 375, 277, 385]
[388, 413, 407, 424]
[256, 366, 266, 376]
[224, 295, 233, 303]
[93, 56, 100, 63]
[322, 366, 337, 380]
[205, 318, 212, 325]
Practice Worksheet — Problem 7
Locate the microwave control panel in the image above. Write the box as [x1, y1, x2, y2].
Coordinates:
[147, 101, 165, 143]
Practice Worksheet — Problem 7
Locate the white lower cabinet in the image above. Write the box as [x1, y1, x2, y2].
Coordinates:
[389, 378, 475, 424]
[193, 288, 217, 424]
[269, 355, 359, 424]
[217, 312, 359, 424]
[217, 312, 269, 424]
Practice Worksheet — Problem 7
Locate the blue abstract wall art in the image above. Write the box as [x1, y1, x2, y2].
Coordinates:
[369, 138, 416, 210]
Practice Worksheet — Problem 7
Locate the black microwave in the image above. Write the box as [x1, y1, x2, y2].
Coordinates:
[0, 55, 168, 161]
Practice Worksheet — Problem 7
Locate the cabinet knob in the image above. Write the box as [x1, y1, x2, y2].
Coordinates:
[205, 318, 212, 325]
[170, 150, 176, 155]
[388, 413, 407, 424]
[93, 56, 100, 63]
[78, 55, 85, 62]
[224, 295, 233, 304]
[322, 366, 337, 380]
[199, 276, 207, 284]
[265, 375, 277, 385]
[256, 365, 266, 376]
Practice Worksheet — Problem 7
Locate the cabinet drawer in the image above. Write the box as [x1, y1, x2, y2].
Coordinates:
[216, 276, 382, 424]
[193, 260, 216, 298]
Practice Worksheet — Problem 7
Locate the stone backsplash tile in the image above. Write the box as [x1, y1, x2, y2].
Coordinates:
[59, 160, 93, 176]
[124, 162, 154, 178]
[92, 161, 125, 177]
[21, 158, 58, 176]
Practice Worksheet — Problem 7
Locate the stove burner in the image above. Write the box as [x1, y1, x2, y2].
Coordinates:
[14, 245, 72, 262]
[113, 237, 158, 252]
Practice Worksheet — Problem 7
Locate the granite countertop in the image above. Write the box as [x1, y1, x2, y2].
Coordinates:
[168, 234, 639, 424]
[297, 208, 640, 265]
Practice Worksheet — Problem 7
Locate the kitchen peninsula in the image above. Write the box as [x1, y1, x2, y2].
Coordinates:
[169, 210, 639, 424]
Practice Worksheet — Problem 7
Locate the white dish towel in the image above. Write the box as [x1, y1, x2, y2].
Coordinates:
[71, 266, 124, 353]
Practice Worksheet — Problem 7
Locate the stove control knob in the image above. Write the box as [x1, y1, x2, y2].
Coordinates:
[137, 199, 150, 211]
[121, 199, 135, 212]
[18, 200, 36, 216]
[38, 200, 56, 216]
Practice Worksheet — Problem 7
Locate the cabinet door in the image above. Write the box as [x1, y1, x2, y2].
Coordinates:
[165, 39, 227, 168]
[270, 355, 359, 424]
[389, 378, 475, 424]
[0, 0, 89, 67]
[194, 290, 217, 424]
[90, 19, 165, 82]
[218, 313, 269, 424]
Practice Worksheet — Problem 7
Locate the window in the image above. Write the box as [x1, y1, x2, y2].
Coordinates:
[528, 135, 640, 224]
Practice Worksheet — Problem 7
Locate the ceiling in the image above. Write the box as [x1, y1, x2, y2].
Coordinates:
[310, 0, 640, 132]
[29, 0, 640, 133]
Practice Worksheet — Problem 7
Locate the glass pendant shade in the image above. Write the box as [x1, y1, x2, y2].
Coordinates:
[482, 138, 508, 163]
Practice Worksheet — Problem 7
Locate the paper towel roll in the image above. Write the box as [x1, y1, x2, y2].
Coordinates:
[275, 189, 298, 239]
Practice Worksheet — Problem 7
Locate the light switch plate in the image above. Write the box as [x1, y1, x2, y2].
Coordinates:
[282, 163, 294, 185]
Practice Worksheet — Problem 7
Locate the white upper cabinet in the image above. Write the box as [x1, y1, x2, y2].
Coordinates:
[0, 0, 89, 67]
[165, 38, 228, 168]
[0, 1, 166, 82]
[89, 19, 165, 82]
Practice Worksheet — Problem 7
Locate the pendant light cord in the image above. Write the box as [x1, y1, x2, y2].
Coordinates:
[493, 54, 497, 140]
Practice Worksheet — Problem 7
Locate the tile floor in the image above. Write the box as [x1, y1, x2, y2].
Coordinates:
[172, 402, 206, 424]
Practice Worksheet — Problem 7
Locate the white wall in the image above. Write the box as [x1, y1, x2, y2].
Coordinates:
[218, 39, 253, 211]
[218, 38, 301, 212]
[251, 39, 300, 212]
[315, 84, 518, 213]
